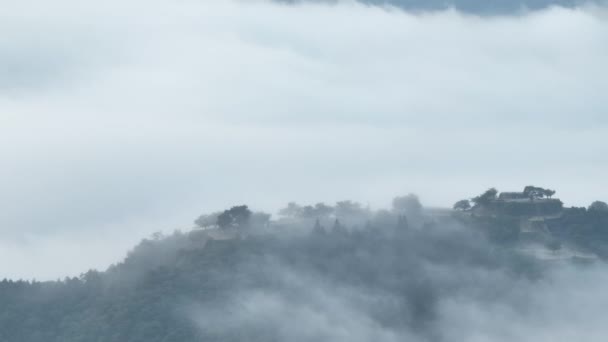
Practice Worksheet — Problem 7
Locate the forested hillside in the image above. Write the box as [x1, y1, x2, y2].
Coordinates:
[2, 192, 607, 342]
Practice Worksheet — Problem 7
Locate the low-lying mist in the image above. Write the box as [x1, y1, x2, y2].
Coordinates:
[181, 198, 608, 341]
[3, 193, 607, 341]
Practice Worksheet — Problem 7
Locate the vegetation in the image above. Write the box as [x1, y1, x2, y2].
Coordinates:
[471, 188, 498, 206]
[523, 186, 556, 200]
[0, 216, 540, 342]
[1, 190, 607, 341]
[453, 199, 471, 211]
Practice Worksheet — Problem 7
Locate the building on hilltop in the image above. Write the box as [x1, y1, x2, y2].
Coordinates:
[474, 189, 563, 218]
[470, 187, 564, 243]
[497, 192, 529, 201]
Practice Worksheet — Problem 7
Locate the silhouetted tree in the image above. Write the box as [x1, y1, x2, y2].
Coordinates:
[195, 212, 221, 228]
[392, 194, 422, 214]
[335, 200, 365, 218]
[453, 200, 471, 211]
[472, 188, 498, 206]
[217, 205, 252, 229]
[523, 186, 554, 200]
[397, 215, 410, 230]
[312, 219, 327, 235]
[589, 201, 608, 212]
[251, 212, 271, 227]
[331, 219, 347, 235]
[313, 202, 334, 218]
[278, 202, 302, 218]
[544, 189, 556, 199]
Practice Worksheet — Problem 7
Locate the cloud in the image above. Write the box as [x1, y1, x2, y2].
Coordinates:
[185, 223, 608, 342]
[280, 0, 603, 14]
[438, 264, 608, 341]
[1, 0, 607, 278]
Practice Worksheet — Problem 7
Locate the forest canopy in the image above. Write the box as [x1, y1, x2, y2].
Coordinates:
[2, 189, 608, 342]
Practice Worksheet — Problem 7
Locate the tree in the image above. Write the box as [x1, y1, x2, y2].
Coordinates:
[453, 199, 471, 211]
[471, 188, 498, 206]
[278, 202, 302, 218]
[589, 201, 608, 212]
[301, 204, 330, 219]
[194, 212, 221, 228]
[313, 202, 334, 218]
[372, 209, 394, 227]
[397, 215, 410, 230]
[331, 219, 347, 235]
[392, 194, 422, 215]
[523, 186, 555, 200]
[335, 200, 365, 217]
[312, 219, 327, 235]
[217, 205, 252, 229]
[251, 212, 271, 227]
[544, 189, 556, 199]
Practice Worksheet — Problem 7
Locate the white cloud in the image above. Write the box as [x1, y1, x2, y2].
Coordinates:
[1, 0, 607, 278]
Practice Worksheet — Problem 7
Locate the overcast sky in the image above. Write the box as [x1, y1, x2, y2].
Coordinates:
[1, 0, 607, 279]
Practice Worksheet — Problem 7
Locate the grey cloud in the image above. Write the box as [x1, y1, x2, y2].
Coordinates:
[279, 0, 601, 14]
[184, 220, 608, 342]
[1, 0, 607, 279]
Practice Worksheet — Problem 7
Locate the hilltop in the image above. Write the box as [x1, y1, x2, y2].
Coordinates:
[1, 190, 607, 341]
[453, 186, 608, 259]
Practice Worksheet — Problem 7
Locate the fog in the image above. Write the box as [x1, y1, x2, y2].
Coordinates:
[182, 212, 608, 342]
[1, 0, 608, 279]
[189, 263, 608, 342]
[2, 187, 608, 340]
[280, 0, 601, 13]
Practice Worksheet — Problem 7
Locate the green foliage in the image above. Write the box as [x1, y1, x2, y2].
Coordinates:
[392, 194, 422, 214]
[523, 186, 555, 200]
[471, 216, 521, 245]
[453, 199, 471, 211]
[0, 214, 543, 342]
[589, 201, 608, 213]
[472, 188, 498, 206]
[2, 194, 608, 341]
[278, 202, 335, 219]
[217, 205, 252, 229]
[489, 199, 563, 216]
[194, 212, 220, 228]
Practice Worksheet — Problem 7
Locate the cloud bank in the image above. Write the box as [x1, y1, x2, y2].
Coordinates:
[185, 222, 608, 342]
[280, 0, 601, 14]
[1, 0, 607, 279]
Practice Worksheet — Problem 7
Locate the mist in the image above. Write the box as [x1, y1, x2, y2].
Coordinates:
[1, 6, 608, 338]
[188, 257, 608, 342]
[3, 193, 605, 341]
[181, 200, 608, 341]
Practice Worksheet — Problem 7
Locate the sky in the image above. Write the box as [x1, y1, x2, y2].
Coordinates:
[1, 0, 608, 279]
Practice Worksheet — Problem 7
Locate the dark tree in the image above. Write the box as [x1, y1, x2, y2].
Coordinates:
[251, 212, 272, 227]
[194, 212, 221, 228]
[589, 201, 608, 212]
[217, 205, 252, 229]
[453, 200, 471, 211]
[523, 186, 554, 200]
[312, 219, 327, 235]
[331, 219, 347, 235]
[544, 189, 556, 199]
[335, 200, 366, 217]
[397, 215, 410, 230]
[392, 194, 422, 214]
[472, 188, 498, 206]
[279, 202, 334, 220]
[313, 202, 334, 218]
[278, 202, 302, 218]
